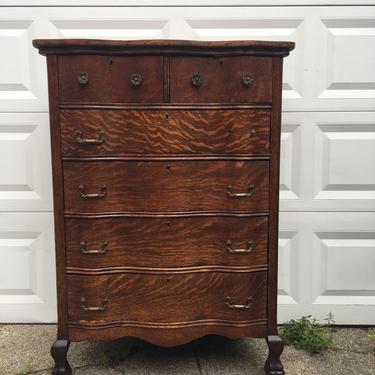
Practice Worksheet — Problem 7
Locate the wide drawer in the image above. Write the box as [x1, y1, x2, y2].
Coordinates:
[170, 56, 272, 103]
[65, 216, 268, 269]
[60, 109, 270, 156]
[58, 55, 163, 103]
[67, 271, 267, 324]
[63, 160, 269, 213]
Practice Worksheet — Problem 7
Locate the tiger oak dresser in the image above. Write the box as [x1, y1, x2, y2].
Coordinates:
[33, 39, 294, 375]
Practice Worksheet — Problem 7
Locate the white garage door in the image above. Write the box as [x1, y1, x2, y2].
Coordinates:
[0, 1, 374, 324]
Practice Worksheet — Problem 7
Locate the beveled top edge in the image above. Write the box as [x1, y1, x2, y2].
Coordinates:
[32, 38, 295, 56]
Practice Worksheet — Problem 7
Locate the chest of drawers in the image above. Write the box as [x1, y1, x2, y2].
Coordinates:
[33, 39, 294, 375]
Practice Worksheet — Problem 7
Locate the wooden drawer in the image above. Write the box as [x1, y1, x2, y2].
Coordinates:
[170, 56, 272, 103]
[63, 160, 269, 213]
[60, 109, 270, 156]
[58, 55, 163, 103]
[67, 271, 267, 324]
[65, 216, 268, 269]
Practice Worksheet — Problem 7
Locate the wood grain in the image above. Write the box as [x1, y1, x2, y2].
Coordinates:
[63, 160, 269, 213]
[67, 271, 267, 324]
[33, 38, 293, 360]
[46, 55, 69, 340]
[267, 57, 283, 336]
[65, 216, 268, 269]
[68, 321, 267, 345]
[170, 56, 272, 103]
[34, 38, 295, 51]
[33, 39, 295, 58]
[58, 55, 163, 103]
[60, 108, 270, 156]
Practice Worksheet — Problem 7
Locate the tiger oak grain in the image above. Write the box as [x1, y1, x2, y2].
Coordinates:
[60, 108, 270, 156]
[67, 271, 268, 323]
[65, 216, 268, 269]
[33, 38, 294, 374]
[63, 160, 270, 213]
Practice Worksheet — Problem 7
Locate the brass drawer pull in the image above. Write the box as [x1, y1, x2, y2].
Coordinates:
[226, 296, 253, 310]
[79, 184, 107, 199]
[227, 184, 255, 198]
[191, 73, 202, 87]
[80, 297, 108, 311]
[80, 241, 108, 255]
[242, 73, 254, 86]
[78, 72, 89, 85]
[226, 240, 253, 254]
[75, 129, 104, 145]
[131, 73, 142, 87]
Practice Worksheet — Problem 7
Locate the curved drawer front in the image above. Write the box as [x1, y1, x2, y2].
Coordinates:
[67, 271, 267, 324]
[65, 216, 268, 269]
[60, 109, 270, 157]
[170, 56, 272, 103]
[63, 160, 269, 213]
[58, 55, 163, 103]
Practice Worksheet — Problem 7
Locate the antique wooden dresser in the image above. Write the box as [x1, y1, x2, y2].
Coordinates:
[33, 39, 294, 374]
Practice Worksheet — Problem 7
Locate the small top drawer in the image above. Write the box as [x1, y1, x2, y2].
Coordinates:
[170, 56, 272, 103]
[58, 55, 163, 103]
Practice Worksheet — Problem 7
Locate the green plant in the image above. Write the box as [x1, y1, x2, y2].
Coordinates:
[95, 349, 112, 366]
[14, 363, 34, 375]
[281, 314, 335, 353]
[368, 332, 375, 340]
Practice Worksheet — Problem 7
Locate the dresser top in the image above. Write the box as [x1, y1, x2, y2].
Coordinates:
[33, 38, 295, 57]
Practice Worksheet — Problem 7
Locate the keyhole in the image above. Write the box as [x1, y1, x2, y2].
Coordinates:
[166, 165, 171, 172]
[165, 112, 169, 120]
[167, 276, 172, 283]
[109, 59, 113, 65]
[219, 60, 224, 67]
[167, 221, 171, 228]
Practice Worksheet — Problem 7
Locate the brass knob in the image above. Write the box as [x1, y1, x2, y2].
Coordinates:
[78, 72, 89, 85]
[191, 73, 202, 87]
[242, 73, 254, 86]
[131, 73, 142, 87]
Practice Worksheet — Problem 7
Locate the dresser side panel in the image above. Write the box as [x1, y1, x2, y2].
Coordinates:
[267, 57, 284, 335]
[47, 55, 68, 339]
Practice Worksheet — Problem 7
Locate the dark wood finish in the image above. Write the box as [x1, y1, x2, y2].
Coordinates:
[33, 39, 295, 57]
[264, 335, 285, 375]
[69, 322, 267, 346]
[65, 216, 268, 269]
[34, 38, 294, 373]
[67, 271, 267, 323]
[267, 57, 283, 336]
[47, 56, 69, 340]
[58, 55, 163, 103]
[51, 340, 71, 375]
[63, 160, 269, 213]
[170, 56, 272, 103]
[60, 108, 270, 156]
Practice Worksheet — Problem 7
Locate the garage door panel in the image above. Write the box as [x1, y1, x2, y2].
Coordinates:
[0, 212, 56, 323]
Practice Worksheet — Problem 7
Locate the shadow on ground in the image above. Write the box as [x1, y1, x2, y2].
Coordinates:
[0, 325, 374, 375]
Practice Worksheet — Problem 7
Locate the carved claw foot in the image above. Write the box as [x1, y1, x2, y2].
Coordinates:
[51, 340, 72, 375]
[264, 335, 285, 375]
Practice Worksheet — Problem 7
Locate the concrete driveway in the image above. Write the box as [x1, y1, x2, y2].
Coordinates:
[0, 325, 374, 375]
